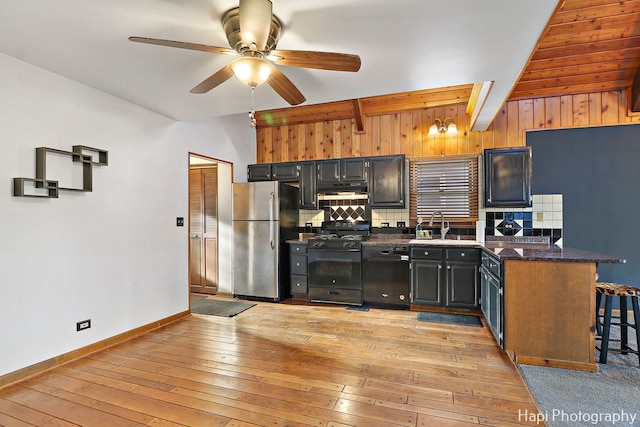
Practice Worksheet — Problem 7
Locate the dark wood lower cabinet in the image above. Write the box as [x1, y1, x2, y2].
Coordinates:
[411, 247, 480, 309]
[289, 243, 308, 296]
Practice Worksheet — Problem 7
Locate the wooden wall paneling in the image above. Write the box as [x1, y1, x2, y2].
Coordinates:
[332, 120, 342, 159]
[258, 127, 273, 164]
[256, 128, 264, 164]
[572, 93, 589, 126]
[316, 122, 326, 159]
[370, 116, 381, 157]
[273, 126, 284, 163]
[351, 121, 362, 158]
[317, 122, 327, 159]
[560, 95, 573, 128]
[411, 111, 423, 157]
[400, 112, 413, 157]
[305, 123, 316, 160]
[419, 111, 432, 157]
[518, 100, 535, 143]
[379, 115, 392, 156]
[254, 89, 639, 166]
[506, 101, 521, 147]
[533, 98, 546, 129]
[544, 97, 561, 128]
[588, 93, 602, 126]
[491, 105, 508, 148]
[468, 127, 484, 154]
[602, 90, 621, 124]
[288, 126, 298, 161]
[453, 105, 467, 154]
[339, 119, 352, 158]
[392, 113, 402, 155]
[295, 124, 306, 160]
[360, 116, 373, 157]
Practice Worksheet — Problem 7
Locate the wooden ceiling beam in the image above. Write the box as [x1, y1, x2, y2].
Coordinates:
[509, 80, 630, 100]
[255, 84, 473, 128]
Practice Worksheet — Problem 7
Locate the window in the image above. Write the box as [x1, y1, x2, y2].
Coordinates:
[410, 155, 479, 226]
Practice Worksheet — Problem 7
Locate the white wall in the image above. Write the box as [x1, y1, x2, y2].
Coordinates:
[0, 53, 255, 376]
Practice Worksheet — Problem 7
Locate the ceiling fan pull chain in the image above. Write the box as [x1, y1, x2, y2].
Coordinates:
[249, 87, 257, 128]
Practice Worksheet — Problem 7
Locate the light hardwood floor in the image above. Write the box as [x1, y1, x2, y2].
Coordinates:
[0, 296, 544, 426]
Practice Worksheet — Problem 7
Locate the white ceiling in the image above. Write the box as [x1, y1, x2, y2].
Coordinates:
[0, 0, 558, 130]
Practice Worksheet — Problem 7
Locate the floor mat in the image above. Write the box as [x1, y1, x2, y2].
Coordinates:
[191, 298, 256, 317]
[417, 311, 482, 327]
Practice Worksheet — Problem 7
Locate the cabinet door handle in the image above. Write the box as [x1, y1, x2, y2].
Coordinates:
[447, 265, 451, 270]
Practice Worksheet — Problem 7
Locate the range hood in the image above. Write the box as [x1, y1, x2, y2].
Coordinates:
[316, 181, 368, 194]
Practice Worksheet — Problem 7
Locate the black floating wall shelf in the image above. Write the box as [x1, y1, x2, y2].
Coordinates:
[14, 145, 108, 198]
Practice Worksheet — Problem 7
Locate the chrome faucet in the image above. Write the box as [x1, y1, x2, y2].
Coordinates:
[428, 211, 450, 239]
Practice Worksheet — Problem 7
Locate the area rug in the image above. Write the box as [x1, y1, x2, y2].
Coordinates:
[417, 311, 482, 327]
[346, 306, 370, 312]
[519, 326, 640, 427]
[191, 298, 256, 317]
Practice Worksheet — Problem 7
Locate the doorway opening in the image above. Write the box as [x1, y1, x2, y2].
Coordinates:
[188, 154, 233, 302]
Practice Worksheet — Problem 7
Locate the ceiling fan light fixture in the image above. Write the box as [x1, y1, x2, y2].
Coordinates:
[428, 117, 458, 137]
[229, 56, 274, 87]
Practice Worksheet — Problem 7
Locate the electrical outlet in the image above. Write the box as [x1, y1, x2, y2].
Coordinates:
[176, 217, 184, 227]
[76, 319, 91, 331]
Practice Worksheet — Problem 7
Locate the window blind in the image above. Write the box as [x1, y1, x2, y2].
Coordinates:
[409, 155, 479, 226]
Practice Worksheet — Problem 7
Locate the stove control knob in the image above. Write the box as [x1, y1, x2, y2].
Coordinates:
[312, 241, 325, 248]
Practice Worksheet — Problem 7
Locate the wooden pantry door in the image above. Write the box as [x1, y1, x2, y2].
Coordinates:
[189, 166, 218, 294]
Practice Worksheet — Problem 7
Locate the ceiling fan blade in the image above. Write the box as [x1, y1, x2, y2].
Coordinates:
[129, 36, 236, 56]
[270, 50, 361, 72]
[239, 0, 272, 51]
[267, 67, 306, 105]
[190, 65, 235, 94]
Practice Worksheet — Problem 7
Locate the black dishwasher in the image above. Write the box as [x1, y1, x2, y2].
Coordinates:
[362, 245, 410, 308]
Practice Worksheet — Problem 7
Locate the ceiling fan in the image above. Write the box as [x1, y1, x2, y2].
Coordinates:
[129, 0, 361, 106]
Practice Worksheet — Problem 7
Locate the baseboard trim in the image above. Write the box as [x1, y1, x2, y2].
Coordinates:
[0, 310, 190, 390]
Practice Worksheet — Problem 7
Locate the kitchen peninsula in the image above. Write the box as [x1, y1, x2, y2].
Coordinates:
[289, 233, 625, 371]
[480, 242, 625, 372]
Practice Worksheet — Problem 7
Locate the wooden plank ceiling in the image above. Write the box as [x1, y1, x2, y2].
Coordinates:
[256, 0, 640, 128]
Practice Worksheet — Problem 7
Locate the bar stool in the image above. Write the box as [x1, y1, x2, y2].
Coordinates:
[595, 281, 640, 365]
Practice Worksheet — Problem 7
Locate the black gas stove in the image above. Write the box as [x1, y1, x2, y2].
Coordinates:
[308, 221, 370, 250]
[307, 220, 370, 305]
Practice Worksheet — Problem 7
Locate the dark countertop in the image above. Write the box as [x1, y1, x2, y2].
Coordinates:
[482, 243, 625, 264]
[286, 233, 626, 264]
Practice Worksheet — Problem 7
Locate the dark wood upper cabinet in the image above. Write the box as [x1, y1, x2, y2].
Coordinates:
[316, 160, 341, 184]
[484, 147, 532, 208]
[247, 163, 272, 181]
[340, 158, 368, 182]
[298, 161, 318, 209]
[368, 155, 405, 208]
[271, 162, 299, 182]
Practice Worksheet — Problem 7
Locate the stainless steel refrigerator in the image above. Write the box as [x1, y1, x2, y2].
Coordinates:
[232, 181, 299, 301]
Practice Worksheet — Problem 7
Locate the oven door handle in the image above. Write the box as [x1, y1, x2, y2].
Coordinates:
[269, 191, 275, 249]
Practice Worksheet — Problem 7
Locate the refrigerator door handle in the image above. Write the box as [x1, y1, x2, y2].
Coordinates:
[269, 191, 275, 249]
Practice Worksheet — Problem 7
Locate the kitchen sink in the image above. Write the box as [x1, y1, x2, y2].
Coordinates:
[409, 238, 480, 246]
